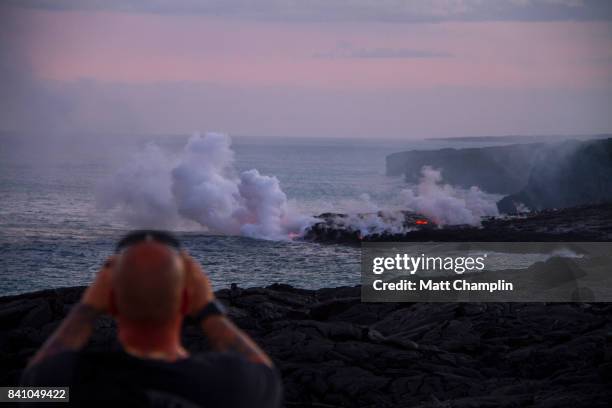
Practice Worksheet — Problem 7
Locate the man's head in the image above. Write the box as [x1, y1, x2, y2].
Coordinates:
[111, 232, 186, 327]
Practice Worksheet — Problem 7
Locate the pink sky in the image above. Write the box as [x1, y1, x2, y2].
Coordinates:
[2, 5, 611, 137]
[20, 9, 612, 89]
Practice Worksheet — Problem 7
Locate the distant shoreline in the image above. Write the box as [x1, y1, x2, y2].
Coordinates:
[427, 133, 612, 143]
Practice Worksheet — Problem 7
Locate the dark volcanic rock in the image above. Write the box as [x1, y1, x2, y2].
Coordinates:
[303, 204, 612, 244]
[1, 285, 611, 407]
[302, 210, 434, 243]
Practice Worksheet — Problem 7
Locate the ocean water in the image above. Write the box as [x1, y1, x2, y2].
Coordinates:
[0, 134, 509, 296]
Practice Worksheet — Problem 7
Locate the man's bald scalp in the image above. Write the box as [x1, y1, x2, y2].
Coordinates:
[113, 242, 184, 325]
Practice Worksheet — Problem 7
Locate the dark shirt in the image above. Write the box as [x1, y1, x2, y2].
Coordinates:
[21, 350, 282, 408]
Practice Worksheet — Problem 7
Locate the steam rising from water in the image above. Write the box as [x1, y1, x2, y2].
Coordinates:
[97, 133, 313, 240]
[322, 166, 500, 236]
[97, 134, 499, 240]
[400, 166, 500, 226]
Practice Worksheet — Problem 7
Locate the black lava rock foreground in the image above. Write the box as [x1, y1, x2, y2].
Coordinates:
[1, 285, 611, 407]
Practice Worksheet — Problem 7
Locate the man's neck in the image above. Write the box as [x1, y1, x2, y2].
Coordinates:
[118, 318, 188, 362]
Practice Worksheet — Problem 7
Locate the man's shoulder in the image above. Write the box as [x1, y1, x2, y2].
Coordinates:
[191, 352, 282, 388]
[22, 349, 281, 387]
[21, 350, 80, 386]
[22, 351, 282, 407]
[21, 351, 121, 386]
[191, 353, 283, 407]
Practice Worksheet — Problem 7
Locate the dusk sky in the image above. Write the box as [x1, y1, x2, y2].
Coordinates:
[1, 0, 612, 138]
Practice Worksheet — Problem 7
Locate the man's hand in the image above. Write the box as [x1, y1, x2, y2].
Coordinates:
[181, 252, 274, 367]
[81, 256, 116, 313]
[181, 252, 215, 315]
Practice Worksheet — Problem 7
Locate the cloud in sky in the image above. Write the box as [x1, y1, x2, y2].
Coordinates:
[315, 43, 454, 59]
[0, 2, 610, 138]
[6, 0, 612, 22]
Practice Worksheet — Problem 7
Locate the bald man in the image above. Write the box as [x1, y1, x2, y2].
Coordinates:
[21, 232, 281, 407]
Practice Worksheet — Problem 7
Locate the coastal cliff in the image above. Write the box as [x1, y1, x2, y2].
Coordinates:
[386, 143, 545, 194]
[386, 138, 612, 212]
[1, 285, 611, 407]
[498, 138, 612, 213]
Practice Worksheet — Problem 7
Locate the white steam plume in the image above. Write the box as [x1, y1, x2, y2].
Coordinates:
[320, 168, 499, 236]
[97, 132, 314, 240]
[400, 166, 499, 226]
[97, 138, 499, 240]
[96, 143, 178, 228]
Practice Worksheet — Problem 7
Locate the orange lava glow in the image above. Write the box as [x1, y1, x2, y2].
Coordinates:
[415, 219, 429, 225]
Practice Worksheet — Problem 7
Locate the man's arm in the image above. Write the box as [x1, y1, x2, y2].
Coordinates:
[27, 258, 115, 368]
[201, 315, 273, 367]
[27, 303, 100, 368]
[182, 253, 274, 368]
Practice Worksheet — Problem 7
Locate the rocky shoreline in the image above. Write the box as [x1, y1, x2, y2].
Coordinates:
[303, 204, 612, 244]
[1, 284, 611, 407]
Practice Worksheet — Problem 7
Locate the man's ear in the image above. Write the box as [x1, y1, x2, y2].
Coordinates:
[109, 289, 118, 316]
[180, 288, 190, 316]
